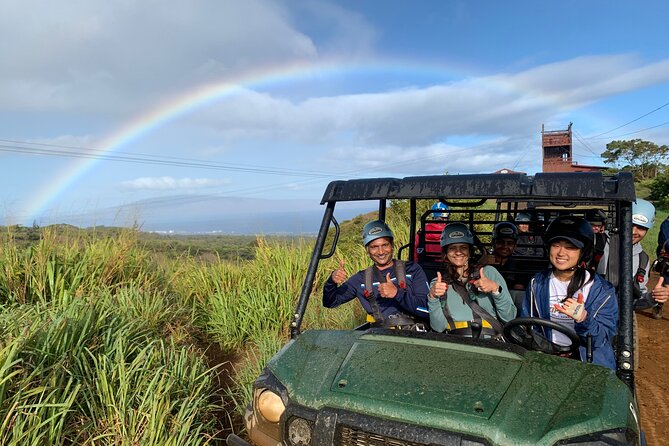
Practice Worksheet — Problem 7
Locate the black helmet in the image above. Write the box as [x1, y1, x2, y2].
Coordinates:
[584, 209, 607, 226]
[544, 216, 594, 262]
[493, 221, 518, 241]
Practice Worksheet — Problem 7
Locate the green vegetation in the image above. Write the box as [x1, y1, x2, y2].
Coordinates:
[0, 186, 666, 443]
[0, 224, 358, 444]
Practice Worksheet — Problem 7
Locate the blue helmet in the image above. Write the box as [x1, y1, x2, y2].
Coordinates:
[440, 223, 474, 247]
[431, 202, 450, 219]
[632, 198, 655, 230]
[362, 220, 394, 246]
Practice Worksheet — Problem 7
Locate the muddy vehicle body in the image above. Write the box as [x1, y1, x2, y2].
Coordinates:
[227, 172, 643, 446]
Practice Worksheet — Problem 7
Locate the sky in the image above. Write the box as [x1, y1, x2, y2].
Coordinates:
[1, 0, 669, 231]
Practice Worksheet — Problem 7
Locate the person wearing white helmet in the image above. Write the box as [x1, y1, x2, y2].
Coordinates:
[323, 219, 430, 329]
[597, 198, 668, 314]
[427, 222, 516, 339]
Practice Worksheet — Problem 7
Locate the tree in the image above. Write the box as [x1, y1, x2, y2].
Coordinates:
[649, 173, 669, 209]
[601, 139, 669, 181]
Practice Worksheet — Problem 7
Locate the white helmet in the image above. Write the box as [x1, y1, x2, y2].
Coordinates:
[632, 199, 655, 230]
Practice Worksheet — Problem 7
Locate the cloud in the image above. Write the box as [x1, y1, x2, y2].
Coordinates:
[0, 0, 332, 113]
[120, 176, 231, 191]
[195, 54, 669, 148]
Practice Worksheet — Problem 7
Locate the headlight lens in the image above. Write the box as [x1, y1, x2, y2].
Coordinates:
[257, 389, 285, 423]
[287, 417, 312, 446]
[557, 428, 637, 445]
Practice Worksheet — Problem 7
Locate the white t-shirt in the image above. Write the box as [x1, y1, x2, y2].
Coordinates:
[548, 271, 593, 346]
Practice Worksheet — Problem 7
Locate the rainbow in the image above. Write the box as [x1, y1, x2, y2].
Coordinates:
[23, 58, 514, 223]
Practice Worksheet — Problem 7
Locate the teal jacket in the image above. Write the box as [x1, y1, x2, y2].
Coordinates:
[427, 265, 516, 333]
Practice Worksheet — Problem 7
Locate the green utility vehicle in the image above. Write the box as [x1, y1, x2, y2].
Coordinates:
[227, 172, 643, 446]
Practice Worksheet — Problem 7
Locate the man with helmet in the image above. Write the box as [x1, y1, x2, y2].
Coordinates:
[323, 219, 430, 328]
[414, 202, 450, 262]
[486, 221, 525, 312]
[427, 222, 516, 338]
[521, 215, 618, 369]
[596, 198, 667, 313]
[514, 212, 545, 257]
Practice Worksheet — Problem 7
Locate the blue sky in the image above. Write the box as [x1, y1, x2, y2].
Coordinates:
[1, 0, 668, 230]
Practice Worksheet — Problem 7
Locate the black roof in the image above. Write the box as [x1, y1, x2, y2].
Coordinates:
[321, 172, 636, 204]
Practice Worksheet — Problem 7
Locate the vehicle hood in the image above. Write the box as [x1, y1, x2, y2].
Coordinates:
[266, 329, 638, 445]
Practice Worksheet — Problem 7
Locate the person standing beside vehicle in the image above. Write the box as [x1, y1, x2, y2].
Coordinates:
[428, 223, 516, 338]
[522, 216, 618, 369]
[323, 219, 430, 328]
[596, 199, 667, 316]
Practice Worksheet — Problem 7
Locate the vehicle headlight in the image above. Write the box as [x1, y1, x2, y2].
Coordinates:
[556, 428, 637, 445]
[287, 416, 313, 446]
[257, 389, 285, 423]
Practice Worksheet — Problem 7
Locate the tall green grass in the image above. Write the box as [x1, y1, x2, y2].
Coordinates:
[0, 228, 223, 444]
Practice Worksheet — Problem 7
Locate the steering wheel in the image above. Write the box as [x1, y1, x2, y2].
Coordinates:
[503, 317, 580, 355]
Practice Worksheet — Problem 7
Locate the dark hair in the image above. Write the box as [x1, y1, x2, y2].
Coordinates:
[564, 265, 593, 300]
[440, 245, 485, 284]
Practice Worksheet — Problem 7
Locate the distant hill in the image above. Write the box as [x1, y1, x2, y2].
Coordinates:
[26, 195, 374, 235]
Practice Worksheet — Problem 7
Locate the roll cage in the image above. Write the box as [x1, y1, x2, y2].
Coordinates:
[291, 172, 637, 391]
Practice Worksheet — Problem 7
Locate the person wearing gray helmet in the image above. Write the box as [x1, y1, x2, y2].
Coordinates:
[514, 212, 545, 257]
[323, 219, 430, 329]
[427, 223, 516, 339]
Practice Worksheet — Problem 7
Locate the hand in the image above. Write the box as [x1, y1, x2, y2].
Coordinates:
[554, 293, 587, 322]
[331, 259, 348, 285]
[472, 267, 499, 294]
[430, 271, 448, 298]
[378, 272, 398, 298]
[652, 277, 669, 304]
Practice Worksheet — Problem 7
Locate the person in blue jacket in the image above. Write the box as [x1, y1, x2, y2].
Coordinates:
[521, 215, 618, 369]
[323, 219, 430, 328]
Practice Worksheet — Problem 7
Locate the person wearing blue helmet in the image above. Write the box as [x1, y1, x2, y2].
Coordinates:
[323, 219, 430, 329]
[431, 202, 450, 220]
[427, 222, 516, 338]
[414, 202, 450, 261]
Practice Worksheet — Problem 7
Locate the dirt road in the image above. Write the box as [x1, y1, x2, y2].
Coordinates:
[637, 304, 669, 445]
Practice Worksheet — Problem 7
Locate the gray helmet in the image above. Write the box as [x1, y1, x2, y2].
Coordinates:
[632, 199, 655, 230]
[362, 220, 394, 246]
[515, 212, 532, 223]
[440, 222, 474, 247]
[493, 221, 519, 241]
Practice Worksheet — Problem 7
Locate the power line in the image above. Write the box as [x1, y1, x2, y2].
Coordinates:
[0, 140, 349, 179]
[586, 100, 669, 139]
[586, 119, 669, 141]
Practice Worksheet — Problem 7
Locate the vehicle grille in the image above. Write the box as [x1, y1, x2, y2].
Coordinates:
[339, 426, 427, 446]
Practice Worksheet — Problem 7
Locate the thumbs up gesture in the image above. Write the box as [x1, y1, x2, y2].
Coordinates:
[652, 276, 669, 304]
[472, 267, 499, 294]
[331, 259, 348, 285]
[430, 271, 448, 298]
[554, 292, 587, 322]
[378, 272, 398, 299]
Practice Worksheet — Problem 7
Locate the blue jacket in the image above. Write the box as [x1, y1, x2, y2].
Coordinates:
[323, 260, 430, 321]
[521, 270, 618, 370]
